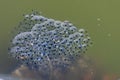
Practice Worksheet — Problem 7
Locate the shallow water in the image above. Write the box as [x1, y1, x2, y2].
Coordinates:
[0, 0, 120, 78]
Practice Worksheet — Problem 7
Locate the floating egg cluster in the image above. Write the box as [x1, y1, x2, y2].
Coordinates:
[9, 11, 92, 73]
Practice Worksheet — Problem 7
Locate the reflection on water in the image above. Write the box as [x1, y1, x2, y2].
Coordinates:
[0, 74, 29, 80]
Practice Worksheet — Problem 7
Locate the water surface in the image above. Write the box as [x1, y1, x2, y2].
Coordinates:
[0, 0, 120, 76]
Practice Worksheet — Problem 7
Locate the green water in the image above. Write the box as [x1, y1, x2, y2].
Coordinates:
[0, 0, 120, 75]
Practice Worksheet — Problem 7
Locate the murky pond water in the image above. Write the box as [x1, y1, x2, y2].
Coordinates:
[0, 0, 120, 80]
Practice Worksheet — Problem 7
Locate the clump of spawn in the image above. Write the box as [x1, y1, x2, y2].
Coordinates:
[9, 11, 92, 75]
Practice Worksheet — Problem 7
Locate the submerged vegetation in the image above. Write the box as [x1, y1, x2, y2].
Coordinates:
[9, 11, 93, 80]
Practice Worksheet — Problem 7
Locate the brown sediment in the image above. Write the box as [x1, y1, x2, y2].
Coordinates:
[11, 65, 42, 80]
[11, 55, 95, 80]
[81, 66, 95, 80]
[102, 74, 120, 80]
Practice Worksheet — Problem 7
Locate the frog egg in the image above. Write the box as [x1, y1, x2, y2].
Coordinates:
[34, 23, 41, 27]
[16, 32, 32, 40]
[12, 37, 22, 45]
[77, 44, 82, 49]
[30, 14, 35, 17]
[59, 30, 66, 35]
[31, 31, 40, 37]
[10, 11, 92, 73]
[60, 40, 66, 45]
[61, 22, 69, 27]
[31, 15, 40, 20]
[83, 38, 89, 43]
[55, 20, 61, 24]
[47, 19, 55, 26]
[56, 26, 64, 33]
[86, 37, 93, 46]
[12, 32, 31, 45]
[68, 23, 73, 27]
[81, 44, 88, 52]
[78, 29, 85, 33]
[64, 21, 74, 28]
[74, 39, 80, 44]
[69, 26, 77, 33]
[20, 53, 28, 59]
[43, 21, 51, 27]
[39, 22, 47, 28]
[81, 44, 88, 49]
[41, 27, 47, 32]
[87, 37, 91, 41]
[54, 21, 61, 28]
[24, 14, 29, 18]
[26, 52, 34, 57]
[78, 33, 84, 38]
[51, 30, 58, 35]
[62, 33, 69, 38]
[64, 20, 70, 23]
[18, 47, 27, 52]
[65, 42, 71, 47]
[45, 23, 55, 30]
[31, 24, 42, 32]
[73, 32, 81, 39]
[10, 46, 20, 54]
[69, 34, 75, 40]
[67, 39, 73, 45]
[31, 15, 46, 21]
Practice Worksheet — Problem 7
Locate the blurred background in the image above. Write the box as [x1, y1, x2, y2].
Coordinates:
[0, 0, 120, 79]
